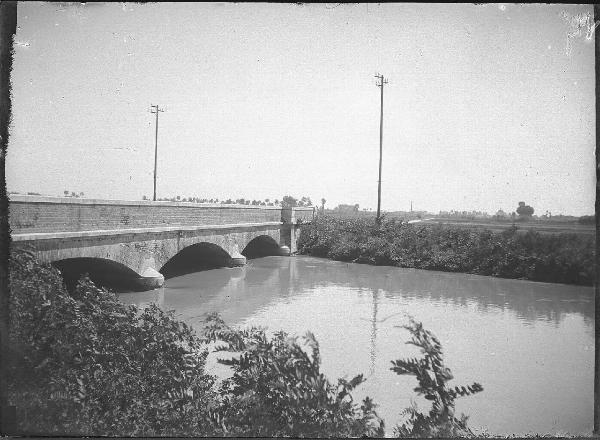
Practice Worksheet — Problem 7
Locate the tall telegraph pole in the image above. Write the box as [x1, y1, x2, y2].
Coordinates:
[150, 104, 164, 201]
[375, 74, 387, 223]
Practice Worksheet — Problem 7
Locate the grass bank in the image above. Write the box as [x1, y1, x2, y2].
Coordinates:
[297, 215, 594, 286]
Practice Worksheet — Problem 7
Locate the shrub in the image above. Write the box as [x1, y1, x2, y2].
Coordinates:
[298, 216, 594, 285]
[202, 313, 385, 437]
[8, 250, 217, 436]
[392, 319, 483, 438]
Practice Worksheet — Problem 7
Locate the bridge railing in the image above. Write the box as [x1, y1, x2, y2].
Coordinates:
[9, 195, 294, 234]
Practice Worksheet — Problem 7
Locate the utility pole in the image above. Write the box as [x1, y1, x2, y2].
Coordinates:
[375, 73, 387, 223]
[150, 104, 164, 201]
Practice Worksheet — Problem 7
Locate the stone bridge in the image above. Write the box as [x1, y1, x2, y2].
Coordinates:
[9, 195, 314, 289]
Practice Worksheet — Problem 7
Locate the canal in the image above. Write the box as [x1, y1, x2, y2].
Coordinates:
[119, 255, 593, 436]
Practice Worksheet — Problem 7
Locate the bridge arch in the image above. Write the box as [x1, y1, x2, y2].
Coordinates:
[159, 242, 235, 279]
[242, 235, 283, 259]
[53, 257, 144, 292]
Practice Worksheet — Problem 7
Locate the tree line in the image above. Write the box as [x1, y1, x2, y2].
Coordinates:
[143, 195, 314, 208]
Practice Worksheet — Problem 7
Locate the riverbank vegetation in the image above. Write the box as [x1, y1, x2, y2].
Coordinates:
[297, 215, 594, 286]
[8, 250, 482, 436]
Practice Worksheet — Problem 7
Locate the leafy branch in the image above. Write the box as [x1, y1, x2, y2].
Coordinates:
[392, 318, 483, 437]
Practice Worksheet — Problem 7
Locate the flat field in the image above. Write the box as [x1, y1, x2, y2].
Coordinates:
[420, 218, 595, 236]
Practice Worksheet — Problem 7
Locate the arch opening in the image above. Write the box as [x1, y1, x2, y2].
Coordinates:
[160, 242, 232, 279]
[242, 235, 281, 259]
[53, 258, 141, 292]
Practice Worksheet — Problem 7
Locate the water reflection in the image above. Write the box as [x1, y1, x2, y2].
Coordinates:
[119, 256, 593, 436]
[370, 289, 378, 375]
[277, 259, 593, 328]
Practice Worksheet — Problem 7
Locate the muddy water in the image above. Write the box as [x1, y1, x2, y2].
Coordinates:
[119, 255, 594, 436]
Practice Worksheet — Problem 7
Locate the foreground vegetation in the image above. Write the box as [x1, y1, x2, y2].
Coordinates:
[297, 215, 594, 286]
[8, 250, 482, 436]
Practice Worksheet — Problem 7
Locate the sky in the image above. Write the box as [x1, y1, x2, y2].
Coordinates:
[6, 2, 596, 215]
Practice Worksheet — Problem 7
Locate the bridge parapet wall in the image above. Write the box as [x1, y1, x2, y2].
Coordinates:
[9, 195, 285, 234]
[281, 207, 315, 224]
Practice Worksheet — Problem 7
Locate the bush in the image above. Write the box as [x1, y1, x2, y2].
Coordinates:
[298, 216, 594, 285]
[202, 313, 385, 437]
[8, 250, 217, 436]
[8, 251, 385, 437]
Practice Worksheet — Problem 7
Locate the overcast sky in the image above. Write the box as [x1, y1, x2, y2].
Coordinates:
[7, 2, 596, 215]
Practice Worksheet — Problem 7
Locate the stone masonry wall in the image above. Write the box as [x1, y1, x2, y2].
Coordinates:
[9, 195, 315, 234]
[10, 196, 282, 234]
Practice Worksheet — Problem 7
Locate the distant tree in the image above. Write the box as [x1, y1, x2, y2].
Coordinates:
[142, 195, 148, 200]
[245, 200, 250, 205]
[71, 192, 77, 198]
[300, 196, 312, 206]
[516, 201, 534, 217]
[64, 190, 69, 197]
[282, 196, 298, 208]
[321, 198, 326, 211]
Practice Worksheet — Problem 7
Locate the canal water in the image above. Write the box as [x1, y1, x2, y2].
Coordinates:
[119, 255, 594, 437]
